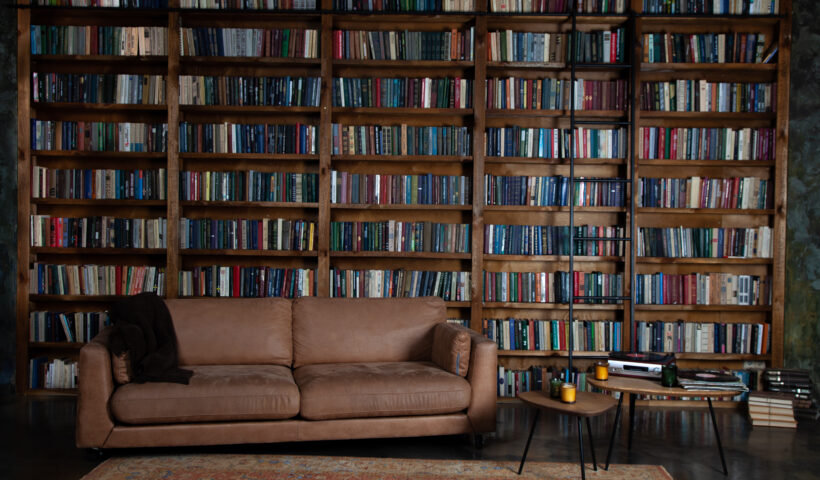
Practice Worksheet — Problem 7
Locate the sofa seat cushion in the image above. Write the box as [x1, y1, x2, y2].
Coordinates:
[111, 365, 300, 425]
[294, 361, 471, 421]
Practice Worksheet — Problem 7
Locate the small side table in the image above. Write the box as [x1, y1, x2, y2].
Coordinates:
[588, 376, 741, 476]
[517, 390, 618, 480]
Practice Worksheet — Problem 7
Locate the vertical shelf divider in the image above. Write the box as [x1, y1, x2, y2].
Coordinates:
[166, 9, 181, 299]
[317, 7, 333, 297]
[471, 13, 487, 331]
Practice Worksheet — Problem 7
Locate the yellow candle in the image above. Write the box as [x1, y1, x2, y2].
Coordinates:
[595, 362, 609, 381]
[560, 383, 576, 404]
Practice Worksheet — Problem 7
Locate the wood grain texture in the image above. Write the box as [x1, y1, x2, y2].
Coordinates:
[518, 390, 618, 417]
[588, 376, 742, 398]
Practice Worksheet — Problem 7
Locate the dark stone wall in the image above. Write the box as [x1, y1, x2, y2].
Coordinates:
[785, 0, 820, 386]
[0, 3, 818, 392]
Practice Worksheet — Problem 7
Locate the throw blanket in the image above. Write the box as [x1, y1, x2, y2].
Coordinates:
[108, 293, 193, 384]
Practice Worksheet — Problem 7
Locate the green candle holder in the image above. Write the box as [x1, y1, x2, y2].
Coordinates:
[549, 378, 562, 398]
[661, 364, 677, 387]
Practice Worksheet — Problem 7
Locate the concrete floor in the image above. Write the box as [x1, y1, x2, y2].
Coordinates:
[2, 394, 818, 480]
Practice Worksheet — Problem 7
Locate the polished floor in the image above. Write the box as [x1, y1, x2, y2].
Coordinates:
[2, 394, 819, 480]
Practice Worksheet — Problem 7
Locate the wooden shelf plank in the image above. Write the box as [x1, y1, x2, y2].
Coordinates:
[32, 151, 166, 158]
[31, 102, 166, 112]
[637, 257, 773, 265]
[636, 304, 772, 312]
[330, 251, 470, 259]
[485, 156, 625, 165]
[486, 109, 627, 118]
[330, 204, 472, 211]
[181, 56, 320, 66]
[29, 295, 162, 302]
[31, 247, 166, 255]
[24, 388, 79, 396]
[332, 59, 473, 68]
[638, 159, 775, 167]
[638, 207, 774, 215]
[640, 62, 777, 72]
[484, 205, 626, 213]
[332, 154, 472, 162]
[32, 54, 166, 64]
[179, 105, 321, 114]
[31, 199, 166, 206]
[484, 254, 624, 262]
[332, 107, 473, 115]
[639, 111, 776, 120]
[482, 302, 624, 310]
[178, 153, 319, 160]
[180, 249, 319, 257]
[674, 353, 771, 360]
[498, 350, 610, 358]
[181, 201, 319, 208]
[28, 342, 85, 350]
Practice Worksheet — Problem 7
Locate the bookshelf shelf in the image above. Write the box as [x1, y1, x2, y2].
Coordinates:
[25, 388, 80, 396]
[28, 342, 85, 350]
[15, 1, 791, 397]
[498, 350, 610, 358]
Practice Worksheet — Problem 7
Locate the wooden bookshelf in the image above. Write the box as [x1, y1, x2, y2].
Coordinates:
[14, 0, 790, 398]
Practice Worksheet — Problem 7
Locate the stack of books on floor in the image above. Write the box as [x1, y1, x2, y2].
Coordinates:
[747, 392, 796, 428]
[676, 369, 749, 392]
[763, 369, 819, 420]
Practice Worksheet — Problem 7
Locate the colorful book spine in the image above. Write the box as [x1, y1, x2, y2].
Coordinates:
[484, 175, 625, 207]
[181, 0, 316, 9]
[31, 120, 167, 152]
[32, 73, 165, 104]
[179, 76, 321, 106]
[330, 221, 470, 253]
[638, 127, 776, 161]
[31, 167, 166, 200]
[482, 270, 624, 304]
[179, 218, 316, 251]
[485, 127, 627, 159]
[483, 318, 622, 352]
[329, 268, 471, 301]
[637, 176, 772, 209]
[29, 263, 166, 295]
[640, 80, 776, 112]
[635, 272, 772, 306]
[331, 124, 471, 156]
[489, 0, 626, 13]
[637, 226, 773, 258]
[486, 78, 626, 111]
[635, 320, 771, 355]
[33, 0, 169, 7]
[179, 123, 318, 154]
[28, 358, 78, 390]
[330, 171, 471, 205]
[180, 28, 319, 58]
[484, 224, 625, 256]
[179, 171, 319, 202]
[642, 0, 779, 14]
[570, 28, 627, 63]
[30, 216, 167, 249]
[487, 31, 567, 63]
[333, 0, 473, 12]
[29, 311, 110, 343]
[333, 77, 472, 108]
[30, 26, 168, 55]
[178, 266, 315, 298]
[332, 28, 475, 61]
[643, 32, 767, 63]
[497, 365, 590, 398]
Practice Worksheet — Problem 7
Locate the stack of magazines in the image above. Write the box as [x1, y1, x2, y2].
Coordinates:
[676, 369, 749, 392]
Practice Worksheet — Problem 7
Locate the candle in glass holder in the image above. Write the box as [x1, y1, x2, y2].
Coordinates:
[594, 361, 609, 381]
[560, 383, 577, 404]
[549, 378, 562, 398]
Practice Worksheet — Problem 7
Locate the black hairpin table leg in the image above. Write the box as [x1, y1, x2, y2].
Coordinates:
[577, 417, 586, 480]
[604, 393, 623, 470]
[517, 409, 540, 475]
[707, 397, 729, 476]
[586, 417, 598, 471]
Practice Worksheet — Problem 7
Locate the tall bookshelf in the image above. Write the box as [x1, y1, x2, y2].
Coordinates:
[15, 0, 790, 398]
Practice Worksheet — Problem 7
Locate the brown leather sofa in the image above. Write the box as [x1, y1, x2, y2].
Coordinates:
[76, 296, 497, 449]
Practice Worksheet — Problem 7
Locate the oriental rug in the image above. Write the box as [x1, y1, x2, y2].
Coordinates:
[80, 453, 673, 480]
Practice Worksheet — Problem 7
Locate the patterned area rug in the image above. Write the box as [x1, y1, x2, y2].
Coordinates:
[80, 454, 674, 480]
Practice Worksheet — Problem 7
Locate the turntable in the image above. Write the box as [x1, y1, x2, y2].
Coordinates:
[608, 352, 675, 379]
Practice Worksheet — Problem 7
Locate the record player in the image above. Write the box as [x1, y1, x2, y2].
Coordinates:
[608, 352, 675, 379]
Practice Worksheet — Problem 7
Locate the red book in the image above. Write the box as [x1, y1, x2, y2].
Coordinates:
[232, 265, 240, 297]
[115, 265, 123, 296]
[658, 127, 666, 160]
[333, 30, 343, 59]
[643, 128, 650, 159]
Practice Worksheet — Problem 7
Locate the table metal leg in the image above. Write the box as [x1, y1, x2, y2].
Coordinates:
[707, 398, 729, 476]
[517, 409, 540, 475]
[577, 417, 586, 480]
[628, 393, 637, 450]
[604, 393, 623, 470]
[586, 417, 598, 471]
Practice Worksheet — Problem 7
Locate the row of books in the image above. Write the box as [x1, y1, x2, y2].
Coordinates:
[643, 32, 769, 64]
[29, 358, 77, 390]
[486, 78, 627, 111]
[637, 226, 773, 258]
[637, 176, 772, 210]
[334, 0, 473, 11]
[31, 25, 168, 56]
[31, 120, 167, 152]
[178, 266, 315, 297]
[484, 175, 626, 207]
[484, 224, 626, 256]
[30, 216, 167, 249]
[29, 263, 166, 296]
[32, 73, 165, 105]
[497, 366, 591, 398]
[181, 0, 316, 8]
[638, 127, 776, 161]
[181, 28, 319, 58]
[634, 320, 770, 355]
[178, 122, 318, 154]
[490, 0, 626, 13]
[748, 391, 797, 428]
[483, 270, 624, 304]
[179, 218, 316, 251]
[485, 127, 628, 159]
[179, 171, 319, 202]
[29, 311, 109, 343]
[640, 80, 775, 113]
[487, 31, 565, 63]
[330, 221, 471, 253]
[330, 171, 471, 205]
[329, 268, 471, 300]
[762, 369, 816, 418]
[635, 272, 772, 306]
[568, 29, 628, 64]
[332, 29, 475, 61]
[179, 76, 321, 107]
[484, 318, 622, 352]
[34, 0, 167, 7]
[448, 319, 470, 327]
[331, 124, 471, 156]
[332, 77, 472, 109]
[31, 167, 167, 200]
[642, 0, 780, 14]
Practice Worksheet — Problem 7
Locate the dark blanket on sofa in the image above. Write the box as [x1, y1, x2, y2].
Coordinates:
[108, 293, 193, 384]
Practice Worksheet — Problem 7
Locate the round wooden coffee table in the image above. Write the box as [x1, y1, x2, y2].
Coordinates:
[517, 390, 618, 480]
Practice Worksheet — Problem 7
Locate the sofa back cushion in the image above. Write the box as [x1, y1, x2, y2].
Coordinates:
[292, 297, 445, 367]
[166, 298, 292, 366]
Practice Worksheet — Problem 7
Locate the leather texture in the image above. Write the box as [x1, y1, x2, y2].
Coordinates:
[76, 327, 116, 448]
[431, 323, 471, 377]
[166, 298, 292, 366]
[465, 329, 498, 433]
[110, 365, 300, 424]
[110, 351, 132, 384]
[295, 414, 471, 442]
[292, 297, 445, 367]
[294, 361, 471, 421]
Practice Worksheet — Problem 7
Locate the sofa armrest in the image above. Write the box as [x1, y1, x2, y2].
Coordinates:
[464, 327, 497, 433]
[76, 326, 116, 448]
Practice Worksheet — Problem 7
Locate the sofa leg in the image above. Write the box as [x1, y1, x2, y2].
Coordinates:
[473, 433, 485, 449]
[86, 448, 107, 461]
